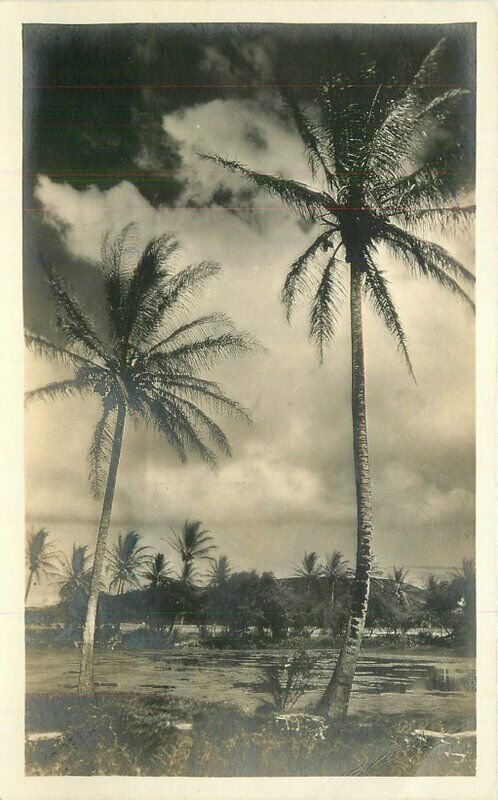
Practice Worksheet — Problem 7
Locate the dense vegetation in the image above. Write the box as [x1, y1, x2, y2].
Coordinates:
[26, 526, 475, 655]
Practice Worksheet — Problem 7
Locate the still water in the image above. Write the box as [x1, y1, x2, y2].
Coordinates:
[26, 646, 475, 717]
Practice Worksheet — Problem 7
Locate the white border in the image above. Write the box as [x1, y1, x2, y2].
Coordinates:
[0, 2, 496, 799]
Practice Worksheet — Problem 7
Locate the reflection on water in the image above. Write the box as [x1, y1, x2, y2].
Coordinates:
[26, 646, 476, 714]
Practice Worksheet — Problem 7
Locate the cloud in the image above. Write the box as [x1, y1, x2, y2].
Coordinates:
[27, 89, 474, 608]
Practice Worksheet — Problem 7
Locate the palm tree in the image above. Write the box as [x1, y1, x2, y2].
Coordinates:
[202, 40, 474, 718]
[25, 527, 59, 602]
[25, 228, 256, 692]
[206, 554, 233, 587]
[322, 551, 350, 607]
[107, 531, 150, 594]
[170, 520, 216, 586]
[142, 552, 172, 588]
[388, 566, 410, 608]
[51, 544, 92, 602]
[450, 558, 475, 650]
[293, 551, 323, 599]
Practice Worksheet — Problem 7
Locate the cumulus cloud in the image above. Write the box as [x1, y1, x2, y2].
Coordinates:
[27, 87, 474, 606]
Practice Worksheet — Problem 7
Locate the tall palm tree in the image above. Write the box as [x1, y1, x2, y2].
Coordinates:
[107, 531, 150, 594]
[170, 519, 216, 586]
[206, 554, 233, 587]
[322, 551, 350, 607]
[25, 527, 59, 602]
[142, 552, 172, 588]
[50, 544, 92, 603]
[202, 40, 474, 718]
[25, 228, 256, 692]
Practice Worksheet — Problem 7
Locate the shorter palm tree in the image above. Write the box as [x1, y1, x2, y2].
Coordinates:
[170, 520, 216, 586]
[388, 566, 410, 608]
[25, 527, 59, 602]
[51, 544, 92, 602]
[322, 551, 350, 607]
[142, 552, 172, 588]
[293, 551, 323, 600]
[107, 531, 150, 594]
[206, 554, 233, 587]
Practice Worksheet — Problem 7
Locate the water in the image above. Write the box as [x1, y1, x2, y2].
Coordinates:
[25, 646, 475, 717]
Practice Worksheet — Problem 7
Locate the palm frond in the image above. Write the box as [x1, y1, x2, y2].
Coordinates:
[380, 144, 473, 211]
[125, 235, 180, 348]
[149, 393, 218, 466]
[283, 93, 337, 189]
[199, 153, 331, 221]
[42, 260, 109, 363]
[363, 252, 415, 380]
[88, 401, 118, 498]
[144, 313, 234, 357]
[148, 331, 258, 374]
[25, 378, 93, 405]
[281, 230, 332, 320]
[154, 389, 232, 458]
[379, 221, 475, 285]
[389, 205, 475, 233]
[140, 394, 188, 463]
[154, 261, 220, 324]
[309, 248, 346, 362]
[24, 332, 99, 370]
[410, 38, 447, 87]
[164, 376, 251, 422]
[380, 224, 475, 308]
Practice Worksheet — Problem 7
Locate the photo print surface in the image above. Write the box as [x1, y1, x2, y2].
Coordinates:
[23, 20, 476, 778]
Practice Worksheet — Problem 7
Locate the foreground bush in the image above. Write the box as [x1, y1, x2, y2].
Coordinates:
[25, 693, 475, 777]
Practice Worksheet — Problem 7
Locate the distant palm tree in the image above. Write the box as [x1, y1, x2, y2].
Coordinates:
[107, 531, 150, 594]
[450, 558, 475, 631]
[206, 554, 233, 587]
[203, 41, 474, 718]
[25, 527, 59, 602]
[293, 551, 323, 598]
[170, 520, 216, 586]
[25, 227, 256, 692]
[142, 552, 172, 589]
[51, 544, 92, 602]
[322, 551, 350, 607]
[388, 566, 410, 607]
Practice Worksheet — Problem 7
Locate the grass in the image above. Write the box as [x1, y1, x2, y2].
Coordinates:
[25, 692, 476, 777]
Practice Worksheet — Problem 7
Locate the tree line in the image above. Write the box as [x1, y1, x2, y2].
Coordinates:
[26, 525, 475, 653]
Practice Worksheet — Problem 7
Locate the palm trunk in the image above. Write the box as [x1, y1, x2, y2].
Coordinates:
[315, 267, 373, 719]
[79, 403, 126, 694]
[25, 570, 34, 603]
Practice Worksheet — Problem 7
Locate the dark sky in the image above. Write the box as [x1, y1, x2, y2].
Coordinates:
[23, 23, 476, 604]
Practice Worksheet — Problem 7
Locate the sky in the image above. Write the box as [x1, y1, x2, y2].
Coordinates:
[23, 23, 476, 604]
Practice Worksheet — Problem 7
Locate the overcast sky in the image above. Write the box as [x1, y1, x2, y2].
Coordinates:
[23, 23, 475, 604]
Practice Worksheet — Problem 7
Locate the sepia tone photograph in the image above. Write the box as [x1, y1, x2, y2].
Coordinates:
[13, 7, 489, 787]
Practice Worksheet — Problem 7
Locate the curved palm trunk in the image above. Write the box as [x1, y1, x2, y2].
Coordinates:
[79, 404, 126, 694]
[315, 267, 373, 719]
[25, 570, 34, 602]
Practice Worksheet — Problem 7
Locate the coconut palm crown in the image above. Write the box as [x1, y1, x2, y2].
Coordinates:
[51, 544, 92, 603]
[107, 531, 150, 594]
[142, 552, 172, 588]
[25, 527, 59, 602]
[201, 39, 474, 365]
[170, 519, 216, 585]
[25, 228, 256, 692]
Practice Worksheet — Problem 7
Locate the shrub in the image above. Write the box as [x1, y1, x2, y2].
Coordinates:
[257, 650, 316, 712]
